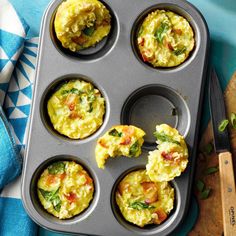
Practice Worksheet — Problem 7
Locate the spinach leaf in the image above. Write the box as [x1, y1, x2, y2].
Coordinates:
[88, 103, 93, 113]
[83, 26, 95, 36]
[108, 129, 122, 137]
[173, 47, 186, 56]
[153, 132, 180, 145]
[129, 201, 154, 210]
[129, 141, 139, 156]
[48, 162, 65, 175]
[38, 188, 55, 201]
[155, 22, 169, 43]
[39, 188, 61, 211]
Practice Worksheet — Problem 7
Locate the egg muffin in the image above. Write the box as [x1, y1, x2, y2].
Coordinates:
[54, 0, 111, 52]
[95, 125, 145, 169]
[47, 79, 105, 139]
[137, 9, 194, 67]
[116, 169, 174, 227]
[146, 124, 188, 182]
[37, 161, 94, 219]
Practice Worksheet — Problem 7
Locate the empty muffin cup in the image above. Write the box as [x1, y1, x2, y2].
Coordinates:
[121, 84, 190, 150]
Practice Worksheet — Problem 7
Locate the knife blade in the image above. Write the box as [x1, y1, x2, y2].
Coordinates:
[209, 68, 236, 236]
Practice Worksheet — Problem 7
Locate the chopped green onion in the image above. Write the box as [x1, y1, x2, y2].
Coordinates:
[173, 47, 186, 56]
[155, 22, 169, 43]
[88, 103, 93, 113]
[108, 129, 122, 137]
[83, 26, 95, 36]
[231, 113, 236, 129]
[202, 142, 213, 155]
[200, 188, 211, 199]
[129, 201, 154, 210]
[61, 88, 80, 95]
[218, 119, 229, 132]
[204, 166, 219, 175]
[129, 141, 139, 156]
[153, 132, 180, 145]
[196, 180, 205, 192]
[48, 162, 65, 175]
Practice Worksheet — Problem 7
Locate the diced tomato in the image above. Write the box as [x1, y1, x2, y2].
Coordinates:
[99, 139, 108, 148]
[161, 151, 174, 161]
[64, 192, 77, 203]
[153, 209, 168, 224]
[65, 94, 77, 110]
[138, 37, 145, 46]
[71, 35, 87, 45]
[69, 111, 81, 119]
[173, 28, 182, 35]
[122, 126, 135, 136]
[118, 182, 130, 195]
[141, 52, 149, 62]
[141, 182, 159, 204]
[60, 173, 66, 181]
[85, 175, 93, 185]
[120, 136, 131, 145]
[46, 174, 57, 186]
[167, 42, 174, 51]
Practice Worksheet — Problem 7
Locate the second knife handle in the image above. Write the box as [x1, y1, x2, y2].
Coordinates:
[219, 151, 236, 236]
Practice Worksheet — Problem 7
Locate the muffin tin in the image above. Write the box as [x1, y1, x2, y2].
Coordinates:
[21, 0, 209, 235]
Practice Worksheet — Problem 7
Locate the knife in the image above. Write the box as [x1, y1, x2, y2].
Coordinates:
[209, 68, 236, 236]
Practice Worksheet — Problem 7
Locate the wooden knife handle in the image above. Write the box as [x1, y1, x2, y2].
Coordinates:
[219, 151, 236, 236]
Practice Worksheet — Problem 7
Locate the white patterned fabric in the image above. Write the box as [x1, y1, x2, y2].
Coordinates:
[3, 38, 38, 157]
[0, 0, 29, 105]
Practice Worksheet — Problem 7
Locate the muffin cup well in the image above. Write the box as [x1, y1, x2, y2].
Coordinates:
[121, 84, 190, 150]
[111, 166, 179, 234]
[131, 3, 199, 71]
[50, 0, 119, 61]
[30, 155, 99, 225]
[40, 74, 109, 143]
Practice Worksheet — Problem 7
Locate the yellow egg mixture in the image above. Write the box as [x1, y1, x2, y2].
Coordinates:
[146, 124, 189, 182]
[54, 0, 111, 52]
[95, 125, 145, 168]
[116, 169, 174, 227]
[137, 9, 194, 67]
[37, 161, 94, 219]
[47, 79, 105, 139]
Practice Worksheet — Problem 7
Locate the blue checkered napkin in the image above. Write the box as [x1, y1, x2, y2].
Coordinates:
[0, 0, 29, 106]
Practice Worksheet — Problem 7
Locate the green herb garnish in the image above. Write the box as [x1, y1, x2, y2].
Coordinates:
[196, 180, 205, 192]
[218, 119, 229, 132]
[202, 142, 213, 155]
[200, 188, 211, 200]
[48, 162, 65, 175]
[88, 103, 93, 113]
[108, 128, 122, 137]
[155, 22, 169, 43]
[129, 141, 139, 156]
[231, 113, 236, 129]
[129, 201, 155, 210]
[173, 46, 186, 56]
[204, 166, 219, 175]
[83, 26, 95, 36]
[39, 188, 62, 211]
[61, 88, 80, 95]
[153, 132, 180, 145]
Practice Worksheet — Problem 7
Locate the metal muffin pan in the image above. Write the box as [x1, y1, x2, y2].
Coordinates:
[21, 0, 209, 235]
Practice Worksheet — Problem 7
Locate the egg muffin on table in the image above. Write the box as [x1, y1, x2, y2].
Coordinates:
[95, 125, 145, 169]
[116, 169, 174, 227]
[37, 161, 94, 219]
[54, 0, 111, 52]
[47, 79, 105, 139]
[146, 124, 188, 182]
[137, 9, 194, 67]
